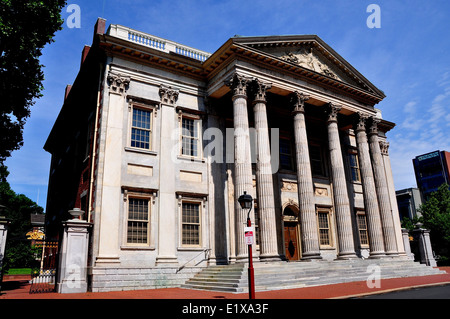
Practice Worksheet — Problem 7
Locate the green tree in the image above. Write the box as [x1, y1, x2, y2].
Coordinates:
[0, 165, 43, 271]
[0, 0, 66, 163]
[419, 183, 450, 265]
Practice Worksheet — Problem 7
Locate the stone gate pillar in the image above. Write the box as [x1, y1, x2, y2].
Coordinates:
[413, 224, 437, 267]
[0, 215, 11, 291]
[57, 210, 92, 293]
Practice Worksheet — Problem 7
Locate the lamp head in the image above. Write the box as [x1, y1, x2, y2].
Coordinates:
[238, 191, 253, 209]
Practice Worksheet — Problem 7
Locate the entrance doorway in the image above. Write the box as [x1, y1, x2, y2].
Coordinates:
[283, 206, 300, 261]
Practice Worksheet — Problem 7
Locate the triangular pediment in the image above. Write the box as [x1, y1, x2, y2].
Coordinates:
[230, 35, 385, 99]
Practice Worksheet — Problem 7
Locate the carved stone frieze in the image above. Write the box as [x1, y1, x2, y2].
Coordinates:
[281, 181, 297, 192]
[314, 187, 328, 197]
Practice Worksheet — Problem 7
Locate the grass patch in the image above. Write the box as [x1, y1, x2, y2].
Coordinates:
[4, 268, 32, 275]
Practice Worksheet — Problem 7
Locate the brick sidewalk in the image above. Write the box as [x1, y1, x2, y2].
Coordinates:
[1, 267, 449, 299]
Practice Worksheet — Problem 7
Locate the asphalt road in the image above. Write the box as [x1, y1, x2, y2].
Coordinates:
[355, 284, 450, 299]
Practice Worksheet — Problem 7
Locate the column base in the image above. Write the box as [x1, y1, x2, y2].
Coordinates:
[259, 254, 283, 262]
[301, 253, 322, 261]
[369, 252, 386, 259]
[336, 252, 359, 260]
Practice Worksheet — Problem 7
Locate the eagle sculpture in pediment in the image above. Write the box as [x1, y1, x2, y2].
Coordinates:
[279, 45, 342, 81]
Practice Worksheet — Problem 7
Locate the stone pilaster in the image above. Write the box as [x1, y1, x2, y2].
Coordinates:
[325, 103, 357, 259]
[226, 73, 254, 261]
[95, 71, 130, 265]
[291, 92, 321, 260]
[251, 79, 281, 261]
[368, 118, 398, 255]
[354, 113, 385, 257]
[156, 84, 179, 266]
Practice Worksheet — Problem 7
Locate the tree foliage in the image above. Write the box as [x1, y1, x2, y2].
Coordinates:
[1, 165, 43, 271]
[0, 0, 66, 163]
[419, 183, 450, 265]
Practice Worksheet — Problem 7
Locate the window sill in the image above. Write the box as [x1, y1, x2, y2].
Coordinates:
[177, 246, 205, 251]
[177, 155, 205, 163]
[124, 147, 158, 156]
[120, 245, 155, 250]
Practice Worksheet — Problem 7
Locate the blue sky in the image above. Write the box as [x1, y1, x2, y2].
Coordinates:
[4, 0, 450, 210]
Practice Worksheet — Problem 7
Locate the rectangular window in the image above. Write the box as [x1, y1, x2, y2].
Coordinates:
[310, 144, 325, 176]
[181, 117, 200, 157]
[131, 107, 152, 150]
[349, 153, 361, 182]
[318, 211, 331, 246]
[127, 198, 149, 244]
[279, 138, 293, 170]
[182, 202, 201, 246]
[357, 212, 369, 246]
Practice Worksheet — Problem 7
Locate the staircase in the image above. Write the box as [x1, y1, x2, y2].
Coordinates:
[181, 258, 446, 293]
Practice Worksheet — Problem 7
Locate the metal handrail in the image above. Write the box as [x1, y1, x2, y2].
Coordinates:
[177, 248, 211, 273]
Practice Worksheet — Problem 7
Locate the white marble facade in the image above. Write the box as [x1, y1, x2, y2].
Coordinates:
[47, 21, 406, 292]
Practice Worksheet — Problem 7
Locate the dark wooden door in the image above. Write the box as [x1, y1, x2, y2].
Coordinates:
[284, 222, 300, 261]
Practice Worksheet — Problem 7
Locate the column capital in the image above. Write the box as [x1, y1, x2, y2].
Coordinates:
[368, 117, 381, 136]
[290, 91, 310, 114]
[379, 140, 390, 155]
[354, 112, 369, 132]
[107, 71, 130, 95]
[225, 73, 251, 99]
[251, 79, 272, 104]
[326, 102, 342, 123]
[159, 84, 179, 105]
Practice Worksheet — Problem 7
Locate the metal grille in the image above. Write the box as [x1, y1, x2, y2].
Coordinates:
[29, 241, 59, 294]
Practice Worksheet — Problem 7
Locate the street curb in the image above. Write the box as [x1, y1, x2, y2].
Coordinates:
[329, 281, 450, 299]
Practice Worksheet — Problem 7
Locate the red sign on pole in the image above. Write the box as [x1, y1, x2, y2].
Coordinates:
[244, 227, 254, 245]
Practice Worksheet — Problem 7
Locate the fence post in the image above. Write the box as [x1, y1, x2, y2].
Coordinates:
[57, 212, 92, 293]
[0, 216, 11, 292]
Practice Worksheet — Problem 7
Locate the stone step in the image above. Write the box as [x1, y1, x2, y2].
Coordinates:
[182, 259, 445, 293]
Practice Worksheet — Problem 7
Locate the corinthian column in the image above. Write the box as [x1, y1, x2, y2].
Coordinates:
[354, 113, 385, 258]
[326, 103, 357, 259]
[251, 79, 281, 261]
[226, 73, 254, 261]
[368, 118, 398, 255]
[291, 92, 321, 260]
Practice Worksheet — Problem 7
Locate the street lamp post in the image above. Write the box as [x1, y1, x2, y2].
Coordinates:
[238, 191, 255, 299]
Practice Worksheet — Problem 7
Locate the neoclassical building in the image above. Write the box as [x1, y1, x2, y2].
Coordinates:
[44, 19, 407, 292]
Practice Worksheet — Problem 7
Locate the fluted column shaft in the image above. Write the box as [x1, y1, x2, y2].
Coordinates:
[368, 118, 398, 255]
[291, 92, 321, 260]
[252, 79, 280, 260]
[354, 114, 385, 257]
[326, 103, 357, 259]
[227, 74, 254, 261]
